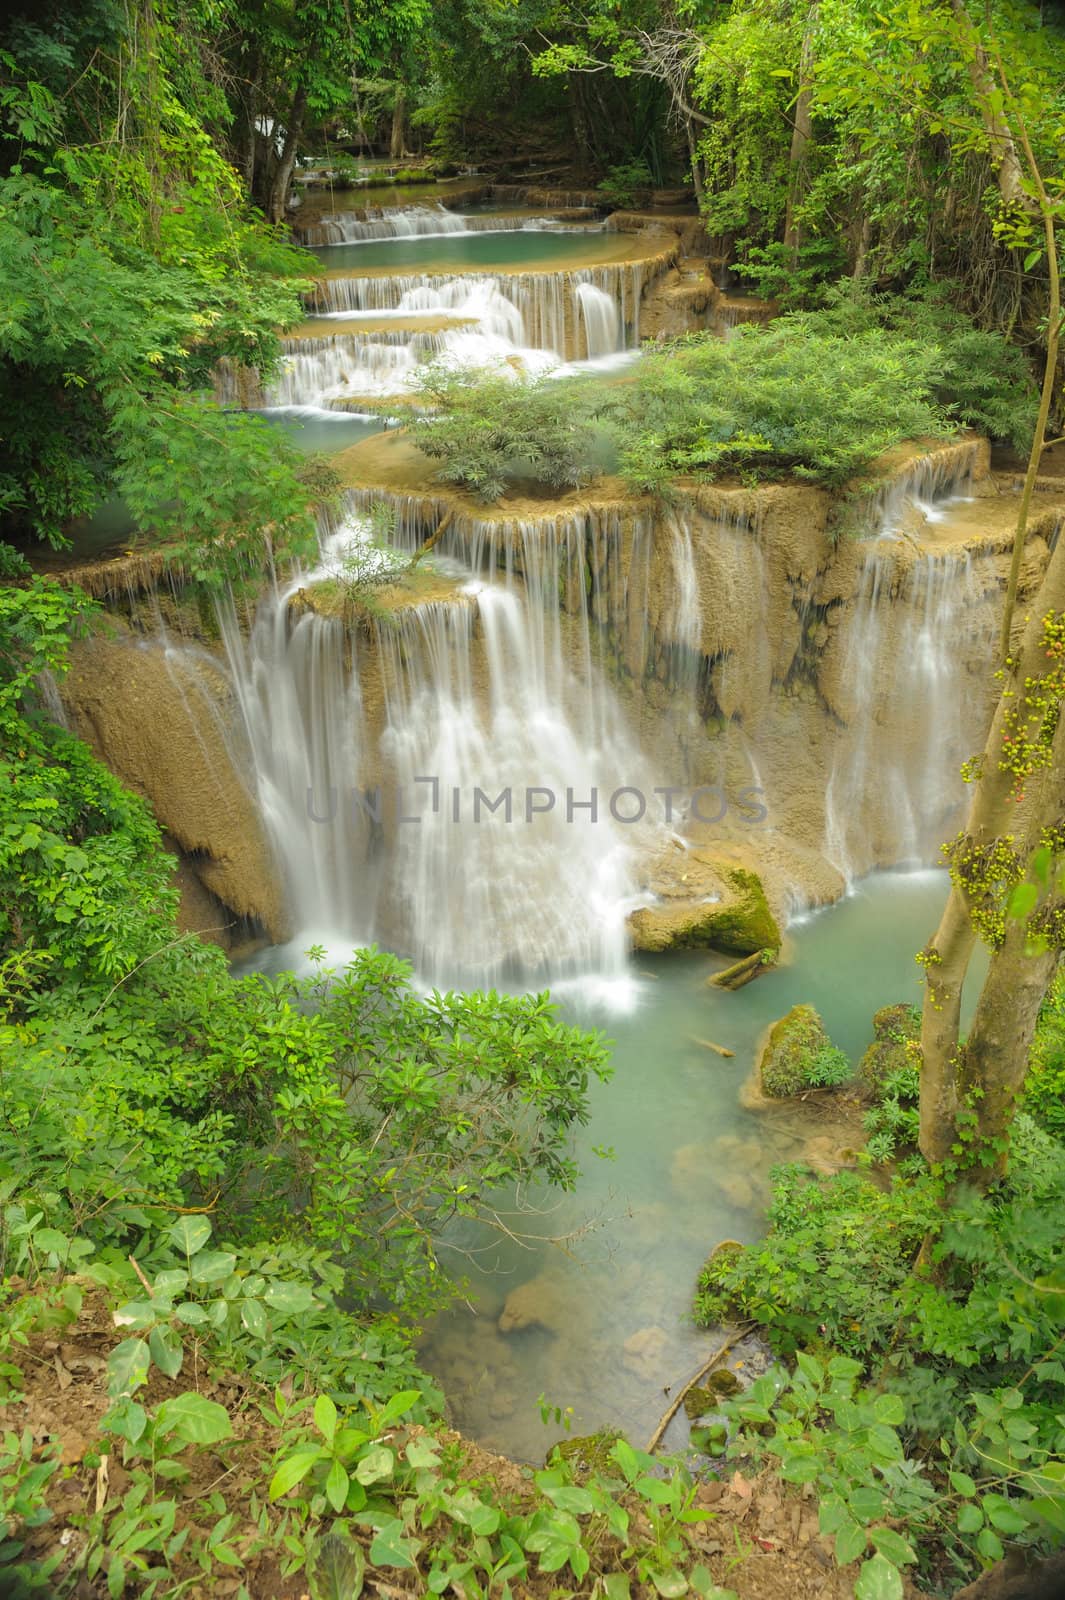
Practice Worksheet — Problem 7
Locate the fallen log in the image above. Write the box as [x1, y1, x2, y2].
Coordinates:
[688, 1035, 735, 1058]
[706, 948, 776, 991]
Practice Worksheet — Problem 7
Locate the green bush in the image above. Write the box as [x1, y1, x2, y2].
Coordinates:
[596, 159, 653, 209]
[606, 326, 952, 491]
[412, 363, 601, 501]
[780, 285, 1038, 452]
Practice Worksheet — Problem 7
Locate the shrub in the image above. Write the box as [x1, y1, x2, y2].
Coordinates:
[596, 159, 653, 209]
[780, 285, 1038, 452]
[606, 326, 952, 491]
[412, 363, 601, 501]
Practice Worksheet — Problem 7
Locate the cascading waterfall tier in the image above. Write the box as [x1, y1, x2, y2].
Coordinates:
[311, 261, 649, 358]
[217, 503, 659, 988]
[297, 203, 603, 247]
[264, 327, 454, 406]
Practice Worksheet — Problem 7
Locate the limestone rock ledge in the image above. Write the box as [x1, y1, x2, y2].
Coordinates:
[61, 626, 288, 947]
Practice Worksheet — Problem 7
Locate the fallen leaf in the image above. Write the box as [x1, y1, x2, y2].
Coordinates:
[95, 1455, 109, 1513]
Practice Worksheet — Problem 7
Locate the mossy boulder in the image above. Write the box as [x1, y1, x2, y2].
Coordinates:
[757, 1003, 850, 1098]
[859, 1003, 921, 1097]
[555, 1429, 624, 1480]
[628, 867, 780, 956]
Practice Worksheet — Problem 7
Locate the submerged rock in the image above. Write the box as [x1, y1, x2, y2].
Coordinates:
[859, 1002, 921, 1096]
[497, 1273, 568, 1336]
[757, 1003, 848, 1098]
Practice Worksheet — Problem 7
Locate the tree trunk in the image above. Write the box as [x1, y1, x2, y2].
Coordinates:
[390, 88, 407, 161]
[949, 0, 1034, 213]
[783, 6, 817, 255]
[268, 84, 308, 223]
[919, 528, 1065, 1169]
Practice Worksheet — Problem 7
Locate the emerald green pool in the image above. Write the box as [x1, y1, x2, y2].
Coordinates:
[311, 229, 630, 274]
[418, 870, 985, 1461]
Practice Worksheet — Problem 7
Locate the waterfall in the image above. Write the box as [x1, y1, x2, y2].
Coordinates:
[312, 262, 646, 358]
[215, 519, 395, 941]
[265, 328, 453, 406]
[823, 544, 990, 883]
[218, 503, 656, 990]
[576, 283, 620, 358]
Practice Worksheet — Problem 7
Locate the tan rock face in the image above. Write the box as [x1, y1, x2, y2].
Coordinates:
[61, 627, 288, 944]
[496, 1273, 570, 1336]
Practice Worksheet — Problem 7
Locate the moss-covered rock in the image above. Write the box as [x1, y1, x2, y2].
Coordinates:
[555, 1429, 624, 1479]
[757, 1003, 851, 1098]
[858, 1003, 921, 1097]
[628, 867, 781, 956]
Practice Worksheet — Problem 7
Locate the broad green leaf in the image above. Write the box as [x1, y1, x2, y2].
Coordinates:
[950, 1470, 977, 1498]
[154, 1393, 232, 1447]
[149, 1324, 183, 1380]
[314, 1394, 338, 1445]
[170, 1216, 212, 1257]
[957, 1502, 983, 1533]
[603, 1575, 632, 1600]
[309, 1529, 365, 1600]
[651, 1570, 687, 1598]
[269, 1447, 323, 1500]
[854, 1553, 903, 1600]
[368, 1518, 417, 1569]
[324, 1457, 349, 1514]
[107, 1337, 150, 1399]
[795, 1351, 824, 1387]
[835, 1518, 867, 1565]
[240, 1298, 268, 1339]
[871, 1393, 905, 1426]
[174, 1302, 209, 1326]
[870, 1528, 916, 1565]
[262, 1281, 314, 1316]
[374, 1388, 421, 1429]
[354, 1445, 394, 1484]
[190, 1251, 237, 1284]
[976, 1527, 1004, 1562]
[689, 1568, 738, 1600]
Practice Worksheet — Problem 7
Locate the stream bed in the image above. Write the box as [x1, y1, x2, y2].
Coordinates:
[416, 870, 981, 1462]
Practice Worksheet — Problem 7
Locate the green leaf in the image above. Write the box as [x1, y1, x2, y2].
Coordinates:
[324, 1457, 349, 1514]
[107, 1337, 150, 1399]
[835, 1519, 867, 1565]
[871, 1393, 905, 1426]
[603, 1576, 632, 1600]
[262, 1281, 314, 1316]
[957, 1502, 983, 1533]
[314, 1394, 338, 1445]
[854, 1552, 903, 1600]
[354, 1445, 394, 1484]
[309, 1530, 365, 1600]
[869, 1528, 916, 1566]
[173, 1302, 209, 1326]
[148, 1324, 183, 1380]
[976, 1527, 1004, 1562]
[368, 1518, 417, 1569]
[269, 1448, 323, 1500]
[795, 1351, 824, 1387]
[950, 1471, 977, 1498]
[170, 1216, 212, 1257]
[1023, 248, 1044, 272]
[240, 1298, 268, 1339]
[651, 1571, 688, 1598]
[190, 1250, 237, 1284]
[374, 1388, 421, 1429]
[154, 1393, 232, 1446]
[689, 1568, 737, 1600]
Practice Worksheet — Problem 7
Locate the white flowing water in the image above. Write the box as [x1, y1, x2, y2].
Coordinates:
[297, 205, 601, 247]
[313, 263, 645, 358]
[823, 544, 991, 884]
[575, 282, 621, 359]
[220, 509, 657, 992]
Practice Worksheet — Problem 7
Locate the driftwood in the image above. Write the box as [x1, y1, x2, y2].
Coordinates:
[646, 1323, 754, 1454]
[688, 1035, 734, 1058]
[707, 948, 776, 991]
